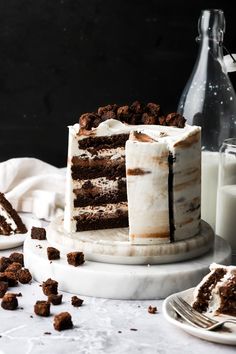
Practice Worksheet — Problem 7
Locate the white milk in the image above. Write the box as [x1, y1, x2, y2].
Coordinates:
[216, 185, 236, 255]
[201, 151, 219, 230]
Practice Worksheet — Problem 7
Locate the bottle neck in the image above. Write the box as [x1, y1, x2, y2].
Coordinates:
[197, 35, 224, 60]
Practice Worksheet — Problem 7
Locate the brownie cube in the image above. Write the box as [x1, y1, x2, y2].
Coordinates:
[31, 227, 47, 240]
[48, 294, 63, 305]
[67, 252, 85, 267]
[17, 269, 32, 284]
[42, 278, 58, 296]
[9, 252, 24, 267]
[71, 296, 83, 307]
[6, 262, 22, 273]
[34, 300, 50, 317]
[47, 247, 60, 260]
[2, 271, 18, 287]
[0, 281, 8, 298]
[0, 257, 12, 272]
[1, 293, 18, 310]
[53, 312, 73, 331]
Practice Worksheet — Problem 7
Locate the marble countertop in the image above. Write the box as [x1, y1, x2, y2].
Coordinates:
[0, 245, 235, 354]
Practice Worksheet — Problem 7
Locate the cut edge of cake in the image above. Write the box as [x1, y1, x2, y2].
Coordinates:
[0, 193, 27, 235]
[192, 263, 236, 316]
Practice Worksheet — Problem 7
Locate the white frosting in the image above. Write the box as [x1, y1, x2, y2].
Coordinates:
[0, 204, 18, 233]
[126, 125, 201, 244]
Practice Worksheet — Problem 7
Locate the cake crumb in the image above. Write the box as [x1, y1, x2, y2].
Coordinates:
[130, 328, 138, 331]
[44, 332, 51, 335]
[48, 293, 63, 305]
[148, 305, 158, 314]
[71, 295, 83, 307]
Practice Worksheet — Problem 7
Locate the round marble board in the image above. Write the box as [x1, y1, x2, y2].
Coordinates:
[24, 235, 231, 300]
[46, 216, 214, 265]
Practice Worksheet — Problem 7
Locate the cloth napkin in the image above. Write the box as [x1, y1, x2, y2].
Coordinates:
[0, 158, 66, 221]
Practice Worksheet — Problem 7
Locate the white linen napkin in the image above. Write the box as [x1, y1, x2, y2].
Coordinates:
[0, 158, 66, 220]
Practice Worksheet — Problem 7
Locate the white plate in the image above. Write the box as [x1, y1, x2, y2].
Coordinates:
[0, 214, 42, 250]
[163, 288, 236, 346]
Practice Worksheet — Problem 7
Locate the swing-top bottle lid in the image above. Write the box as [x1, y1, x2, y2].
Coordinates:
[198, 9, 225, 42]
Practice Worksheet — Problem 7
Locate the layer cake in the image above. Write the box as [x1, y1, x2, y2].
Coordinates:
[64, 101, 201, 245]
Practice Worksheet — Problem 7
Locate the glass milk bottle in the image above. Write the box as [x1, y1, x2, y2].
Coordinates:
[216, 139, 236, 259]
[177, 9, 236, 230]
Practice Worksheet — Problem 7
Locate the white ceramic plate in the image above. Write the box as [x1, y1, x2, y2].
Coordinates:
[0, 214, 42, 250]
[163, 288, 236, 346]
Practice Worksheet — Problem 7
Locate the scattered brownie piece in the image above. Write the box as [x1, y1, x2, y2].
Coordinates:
[6, 262, 22, 273]
[0, 281, 8, 298]
[17, 268, 32, 284]
[1, 293, 18, 310]
[148, 305, 158, 314]
[31, 226, 47, 240]
[42, 278, 58, 296]
[67, 252, 85, 267]
[47, 247, 60, 261]
[2, 271, 18, 287]
[0, 257, 12, 272]
[34, 300, 51, 317]
[9, 252, 24, 267]
[71, 296, 83, 307]
[53, 312, 73, 331]
[48, 294, 63, 305]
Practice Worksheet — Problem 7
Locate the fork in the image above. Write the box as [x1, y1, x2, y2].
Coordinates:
[170, 296, 236, 331]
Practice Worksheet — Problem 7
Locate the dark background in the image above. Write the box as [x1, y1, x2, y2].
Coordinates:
[0, 0, 236, 166]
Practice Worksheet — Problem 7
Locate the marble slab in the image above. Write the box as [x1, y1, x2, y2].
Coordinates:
[46, 217, 214, 265]
[24, 235, 231, 300]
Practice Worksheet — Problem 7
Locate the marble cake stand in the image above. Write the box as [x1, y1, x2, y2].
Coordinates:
[24, 218, 232, 300]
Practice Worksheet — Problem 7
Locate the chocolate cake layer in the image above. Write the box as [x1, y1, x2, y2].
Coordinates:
[218, 278, 236, 316]
[78, 134, 129, 150]
[71, 159, 126, 180]
[192, 268, 227, 312]
[0, 216, 12, 235]
[75, 214, 128, 231]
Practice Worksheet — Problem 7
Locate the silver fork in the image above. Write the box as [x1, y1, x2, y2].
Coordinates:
[170, 296, 236, 331]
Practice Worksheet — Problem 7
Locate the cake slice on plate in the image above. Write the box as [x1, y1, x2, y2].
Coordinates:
[192, 263, 236, 316]
[0, 193, 27, 235]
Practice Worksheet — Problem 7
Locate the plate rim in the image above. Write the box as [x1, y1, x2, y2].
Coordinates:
[0, 214, 41, 249]
[162, 287, 236, 346]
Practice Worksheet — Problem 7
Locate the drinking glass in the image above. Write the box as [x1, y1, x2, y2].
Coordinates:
[216, 138, 236, 261]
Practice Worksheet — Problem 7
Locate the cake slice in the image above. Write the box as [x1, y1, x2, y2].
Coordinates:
[0, 193, 27, 235]
[192, 263, 236, 316]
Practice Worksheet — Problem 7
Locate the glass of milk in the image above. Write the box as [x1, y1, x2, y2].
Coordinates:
[216, 138, 236, 258]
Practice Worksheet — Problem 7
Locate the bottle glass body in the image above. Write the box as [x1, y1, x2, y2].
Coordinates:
[178, 9, 236, 230]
